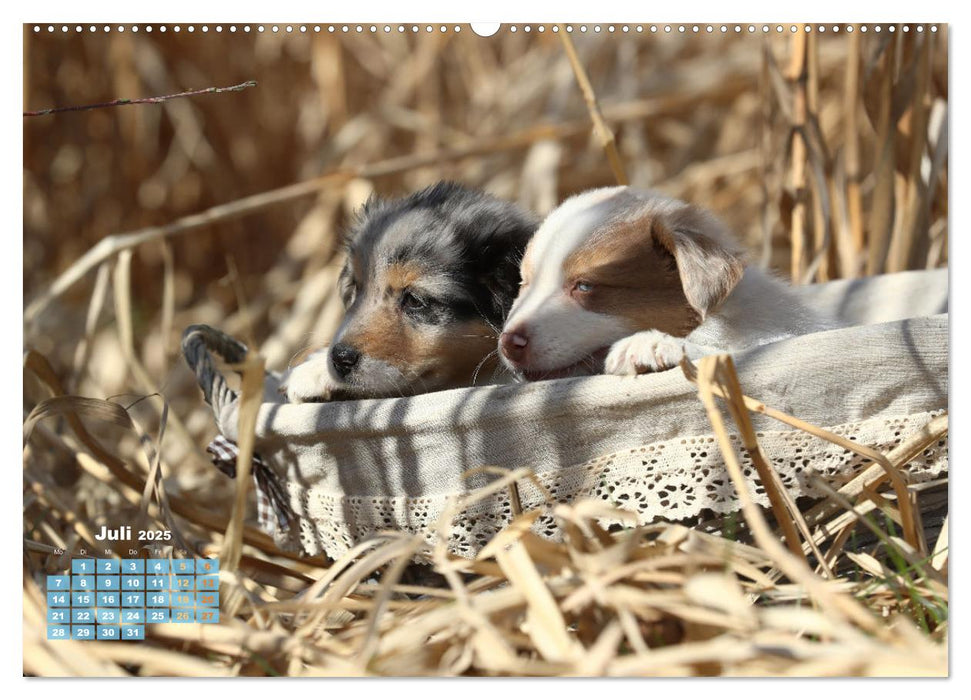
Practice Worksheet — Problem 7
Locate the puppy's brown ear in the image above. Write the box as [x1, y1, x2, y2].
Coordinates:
[652, 206, 745, 320]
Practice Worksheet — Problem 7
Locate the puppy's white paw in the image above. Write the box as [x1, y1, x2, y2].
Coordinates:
[279, 349, 337, 403]
[604, 331, 685, 376]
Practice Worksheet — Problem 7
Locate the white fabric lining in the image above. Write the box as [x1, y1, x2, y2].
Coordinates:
[206, 269, 948, 558]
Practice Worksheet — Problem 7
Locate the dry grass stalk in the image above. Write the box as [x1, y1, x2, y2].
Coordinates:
[558, 27, 629, 186]
[221, 353, 267, 573]
[25, 346, 303, 560]
[757, 44, 776, 269]
[866, 33, 898, 275]
[70, 261, 111, 386]
[689, 355, 891, 636]
[800, 413, 948, 541]
[931, 515, 948, 575]
[683, 354, 924, 551]
[111, 249, 202, 460]
[805, 29, 833, 282]
[704, 356, 833, 576]
[23, 350, 950, 675]
[887, 30, 933, 272]
[787, 27, 810, 282]
[843, 25, 865, 271]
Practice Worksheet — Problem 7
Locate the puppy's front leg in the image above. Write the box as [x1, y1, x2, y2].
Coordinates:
[604, 331, 721, 375]
[279, 347, 338, 403]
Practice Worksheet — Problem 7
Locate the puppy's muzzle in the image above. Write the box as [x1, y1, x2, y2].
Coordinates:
[499, 329, 529, 367]
[330, 343, 362, 379]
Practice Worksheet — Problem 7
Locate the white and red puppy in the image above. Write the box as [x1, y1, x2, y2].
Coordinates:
[499, 186, 835, 380]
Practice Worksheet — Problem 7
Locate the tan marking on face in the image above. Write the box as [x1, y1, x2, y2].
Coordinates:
[423, 320, 499, 385]
[562, 216, 701, 338]
[336, 257, 502, 391]
[342, 300, 422, 366]
[340, 259, 433, 375]
[342, 301, 497, 390]
[383, 261, 425, 292]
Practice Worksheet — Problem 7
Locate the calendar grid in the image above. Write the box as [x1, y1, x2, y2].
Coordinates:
[46, 558, 219, 641]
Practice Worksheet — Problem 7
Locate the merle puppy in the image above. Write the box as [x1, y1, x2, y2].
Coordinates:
[282, 182, 537, 402]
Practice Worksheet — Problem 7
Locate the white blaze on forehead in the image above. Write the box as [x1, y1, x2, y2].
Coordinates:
[509, 186, 627, 326]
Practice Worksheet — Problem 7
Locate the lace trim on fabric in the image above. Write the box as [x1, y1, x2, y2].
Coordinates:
[280, 410, 947, 559]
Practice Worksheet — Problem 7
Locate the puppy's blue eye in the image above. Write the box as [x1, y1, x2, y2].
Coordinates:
[574, 281, 593, 293]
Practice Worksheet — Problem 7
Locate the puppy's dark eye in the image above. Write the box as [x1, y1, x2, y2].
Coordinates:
[401, 290, 427, 311]
[339, 277, 358, 307]
[573, 280, 593, 294]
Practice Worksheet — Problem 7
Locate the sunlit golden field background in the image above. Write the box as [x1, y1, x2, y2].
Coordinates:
[23, 24, 948, 676]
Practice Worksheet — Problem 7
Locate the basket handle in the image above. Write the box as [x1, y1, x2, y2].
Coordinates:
[181, 324, 249, 417]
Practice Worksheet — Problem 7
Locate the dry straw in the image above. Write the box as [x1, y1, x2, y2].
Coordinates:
[24, 25, 947, 677]
[23, 350, 948, 676]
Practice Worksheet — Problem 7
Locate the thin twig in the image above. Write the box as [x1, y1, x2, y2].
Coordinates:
[23, 80, 257, 117]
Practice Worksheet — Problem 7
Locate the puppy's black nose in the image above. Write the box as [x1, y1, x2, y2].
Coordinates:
[330, 343, 361, 379]
[499, 329, 529, 366]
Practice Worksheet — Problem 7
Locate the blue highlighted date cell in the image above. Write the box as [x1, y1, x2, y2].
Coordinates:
[47, 608, 70, 624]
[72, 608, 95, 624]
[71, 559, 95, 574]
[170, 591, 194, 607]
[122, 575, 144, 590]
[172, 609, 195, 623]
[47, 592, 70, 607]
[122, 625, 145, 640]
[96, 559, 119, 574]
[196, 609, 219, 624]
[147, 591, 169, 607]
[71, 591, 95, 607]
[97, 575, 119, 590]
[97, 592, 120, 607]
[121, 609, 145, 624]
[146, 574, 169, 590]
[72, 625, 95, 641]
[122, 592, 145, 607]
[71, 575, 95, 590]
[146, 608, 170, 623]
[121, 559, 145, 574]
[196, 558, 219, 574]
[97, 625, 121, 641]
[172, 559, 195, 574]
[47, 625, 70, 640]
[146, 559, 169, 575]
[96, 608, 120, 624]
[172, 575, 195, 591]
[47, 575, 70, 590]
[196, 574, 219, 590]
[196, 591, 219, 607]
